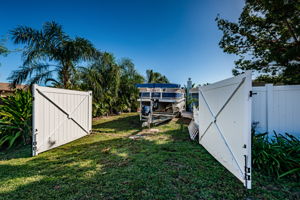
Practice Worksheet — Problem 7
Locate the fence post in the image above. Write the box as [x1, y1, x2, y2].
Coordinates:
[32, 84, 38, 156]
[266, 84, 273, 134]
[88, 91, 93, 134]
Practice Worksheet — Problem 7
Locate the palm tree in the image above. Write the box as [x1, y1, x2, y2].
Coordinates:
[0, 36, 9, 67]
[9, 21, 98, 88]
[77, 54, 144, 116]
[78, 52, 120, 115]
[118, 58, 144, 111]
[146, 69, 169, 83]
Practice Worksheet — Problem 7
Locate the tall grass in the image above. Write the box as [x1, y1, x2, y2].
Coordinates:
[253, 131, 300, 179]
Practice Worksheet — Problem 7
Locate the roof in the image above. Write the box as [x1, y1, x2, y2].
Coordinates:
[0, 82, 26, 92]
[136, 83, 181, 88]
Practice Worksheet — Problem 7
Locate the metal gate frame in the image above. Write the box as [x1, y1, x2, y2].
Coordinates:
[198, 71, 252, 189]
[32, 85, 92, 156]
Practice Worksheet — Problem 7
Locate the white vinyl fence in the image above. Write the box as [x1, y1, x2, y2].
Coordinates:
[32, 85, 92, 156]
[252, 84, 300, 137]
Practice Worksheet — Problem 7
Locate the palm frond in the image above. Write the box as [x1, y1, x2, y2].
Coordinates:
[23, 47, 48, 65]
[27, 69, 55, 87]
[72, 37, 98, 61]
[10, 26, 41, 46]
[43, 21, 69, 43]
[45, 78, 60, 86]
[8, 63, 52, 88]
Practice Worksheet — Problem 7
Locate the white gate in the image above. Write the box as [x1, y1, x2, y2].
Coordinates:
[198, 71, 252, 189]
[32, 85, 92, 156]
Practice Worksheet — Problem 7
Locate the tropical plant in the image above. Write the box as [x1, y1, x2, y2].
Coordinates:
[216, 0, 300, 84]
[0, 37, 9, 55]
[183, 83, 197, 111]
[0, 89, 32, 149]
[0, 36, 9, 67]
[146, 69, 169, 83]
[9, 21, 98, 88]
[253, 74, 284, 85]
[77, 52, 119, 116]
[117, 58, 144, 112]
[253, 131, 300, 179]
[78, 54, 144, 116]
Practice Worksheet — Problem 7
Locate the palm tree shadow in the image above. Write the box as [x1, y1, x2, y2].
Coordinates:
[0, 114, 142, 161]
[0, 121, 251, 200]
[93, 114, 142, 132]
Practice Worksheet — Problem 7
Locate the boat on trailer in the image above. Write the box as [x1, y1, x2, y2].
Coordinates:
[136, 83, 185, 127]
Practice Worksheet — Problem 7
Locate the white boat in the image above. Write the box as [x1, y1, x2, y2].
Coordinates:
[137, 83, 185, 127]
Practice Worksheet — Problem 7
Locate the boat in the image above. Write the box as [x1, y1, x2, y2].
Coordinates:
[136, 83, 185, 127]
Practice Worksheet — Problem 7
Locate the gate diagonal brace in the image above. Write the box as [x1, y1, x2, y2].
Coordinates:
[36, 89, 90, 149]
[198, 77, 246, 177]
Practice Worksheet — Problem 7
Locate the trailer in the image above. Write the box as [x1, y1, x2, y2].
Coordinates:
[136, 83, 185, 127]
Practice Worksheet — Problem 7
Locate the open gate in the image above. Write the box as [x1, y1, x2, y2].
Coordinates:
[198, 71, 252, 189]
[32, 85, 92, 156]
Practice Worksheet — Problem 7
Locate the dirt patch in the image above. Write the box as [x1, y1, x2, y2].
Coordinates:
[140, 128, 160, 134]
[129, 128, 160, 139]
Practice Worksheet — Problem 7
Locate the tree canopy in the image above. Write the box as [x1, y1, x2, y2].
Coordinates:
[146, 69, 169, 83]
[0, 36, 9, 67]
[7, 21, 168, 116]
[216, 0, 300, 84]
[9, 21, 98, 88]
[77, 53, 144, 116]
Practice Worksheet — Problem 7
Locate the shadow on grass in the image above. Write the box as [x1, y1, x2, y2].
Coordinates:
[93, 114, 142, 132]
[0, 127, 245, 199]
[176, 117, 191, 125]
[0, 144, 31, 161]
[0, 114, 140, 161]
[0, 114, 299, 200]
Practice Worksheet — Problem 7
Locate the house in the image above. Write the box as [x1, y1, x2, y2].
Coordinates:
[0, 82, 26, 97]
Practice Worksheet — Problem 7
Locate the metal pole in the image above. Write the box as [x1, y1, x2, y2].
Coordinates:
[149, 99, 153, 129]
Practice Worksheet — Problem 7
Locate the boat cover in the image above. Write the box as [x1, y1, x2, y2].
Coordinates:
[136, 83, 181, 88]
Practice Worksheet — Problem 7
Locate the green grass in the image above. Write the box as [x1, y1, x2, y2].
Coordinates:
[0, 113, 299, 200]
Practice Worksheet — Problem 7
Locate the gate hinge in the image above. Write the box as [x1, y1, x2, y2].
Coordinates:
[245, 167, 251, 174]
[244, 155, 251, 182]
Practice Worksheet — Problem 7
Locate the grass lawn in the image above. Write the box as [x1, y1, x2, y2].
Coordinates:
[0, 113, 299, 200]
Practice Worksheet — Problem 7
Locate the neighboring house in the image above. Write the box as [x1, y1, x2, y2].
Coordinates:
[0, 82, 26, 97]
[189, 87, 199, 108]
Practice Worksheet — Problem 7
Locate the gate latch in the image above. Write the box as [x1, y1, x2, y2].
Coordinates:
[249, 91, 257, 97]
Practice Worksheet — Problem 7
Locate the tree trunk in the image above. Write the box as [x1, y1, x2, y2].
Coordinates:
[62, 63, 71, 89]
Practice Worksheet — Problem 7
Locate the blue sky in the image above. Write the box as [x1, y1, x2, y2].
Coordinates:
[0, 0, 244, 86]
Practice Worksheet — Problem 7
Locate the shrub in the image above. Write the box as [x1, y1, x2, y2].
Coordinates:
[253, 132, 300, 179]
[0, 89, 32, 149]
[92, 102, 110, 117]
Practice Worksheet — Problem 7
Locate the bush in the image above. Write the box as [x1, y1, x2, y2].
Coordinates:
[0, 89, 32, 149]
[253, 132, 300, 179]
[92, 102, 110, 117]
